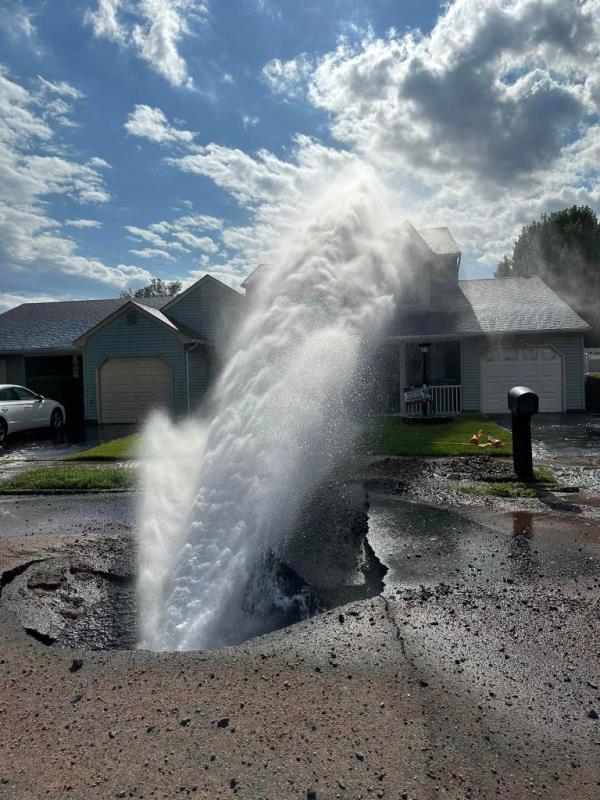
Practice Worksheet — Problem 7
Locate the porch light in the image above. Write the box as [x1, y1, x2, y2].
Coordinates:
[419, 342, 430, 355]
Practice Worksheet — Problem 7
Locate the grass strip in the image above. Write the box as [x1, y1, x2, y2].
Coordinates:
[65, 434, 139, 462]
[0, 466, 135, 492]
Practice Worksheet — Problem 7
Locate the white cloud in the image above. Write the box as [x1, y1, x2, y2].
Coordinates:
[125, 211, 222, 258]
[173, 230, 218, 252]
[85, 0, 208, 88]
[242, 115, 259, 129]
[37, 76, 84, 100]
[0, 67, 151, 307]
[84, 0, 126, 43]
[254, 0, 600, 275]
[126, 225, 169, 247]
[125, 104, 197, 144]
[165, 135, 363, 283]
[307, 0, 599, 183]
[1, 2, 39, 46]
[64, 218, 103, 229]
[130, 247, 176, 260]
[262, 54, 313, 97]
[0, 292, 57, 313]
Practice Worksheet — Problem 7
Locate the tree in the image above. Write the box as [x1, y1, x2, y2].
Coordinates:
[494, 205, 600, 342]
[495, 255, 513, 278]
[121, 277, 182, 299]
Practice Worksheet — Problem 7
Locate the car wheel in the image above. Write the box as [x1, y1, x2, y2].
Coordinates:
[0, 420, 6, 447]
[50, 409, 64, 433]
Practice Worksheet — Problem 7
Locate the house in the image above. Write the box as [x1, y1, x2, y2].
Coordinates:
[242, 223, 590, 416]
[380, 224, 590, 415]
[0, 275, 245, 424]
[0, 224, 589, 425]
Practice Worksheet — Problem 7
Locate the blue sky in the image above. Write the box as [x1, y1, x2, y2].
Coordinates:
[0, 0, 598, 310]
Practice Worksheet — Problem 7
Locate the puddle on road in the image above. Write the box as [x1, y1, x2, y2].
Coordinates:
[367, 494, 600, 588]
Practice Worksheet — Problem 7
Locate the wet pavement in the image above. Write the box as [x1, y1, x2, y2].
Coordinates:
[0, 423, 136, 462]
[0, 458, 599, 798]
[492, 412, 600, 464]
[0, 494, 134, 538]
[369, 495, 600, 589]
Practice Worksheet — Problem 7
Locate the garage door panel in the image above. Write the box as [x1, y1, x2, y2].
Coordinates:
[100, 357, 172, 423]
[482, 346, 562, 413]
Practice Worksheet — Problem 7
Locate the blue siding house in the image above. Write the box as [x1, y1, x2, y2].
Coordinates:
[0, 224, 591, 423]
[0, 275, 245, 424]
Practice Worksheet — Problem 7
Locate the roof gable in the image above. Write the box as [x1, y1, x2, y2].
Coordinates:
[73, 301, 192, 348]
[162, 274, 242, 312]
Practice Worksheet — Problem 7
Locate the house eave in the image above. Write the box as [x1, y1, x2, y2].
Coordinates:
[0, 347, 81, 356]
[387, 326, 591, 342]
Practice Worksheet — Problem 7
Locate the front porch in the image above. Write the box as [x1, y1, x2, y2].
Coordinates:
[377, 339, 464, 417]
[404, 383, 462, 417]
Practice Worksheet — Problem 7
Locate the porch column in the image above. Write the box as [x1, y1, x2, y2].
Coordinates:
[398, 340, 406, 415]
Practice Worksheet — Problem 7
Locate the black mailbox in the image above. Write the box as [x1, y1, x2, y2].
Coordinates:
[508, 385, 538, 482]
[508, 386, 539, 417]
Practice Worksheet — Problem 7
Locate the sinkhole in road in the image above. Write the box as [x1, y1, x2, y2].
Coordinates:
[1, 482, 387, 651]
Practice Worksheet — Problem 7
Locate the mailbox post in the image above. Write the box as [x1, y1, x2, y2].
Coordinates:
[508, 386, 539, 482]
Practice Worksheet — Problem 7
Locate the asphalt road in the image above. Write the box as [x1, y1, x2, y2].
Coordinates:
[0, 485, 599, 798]
[0, 493, 134, 539]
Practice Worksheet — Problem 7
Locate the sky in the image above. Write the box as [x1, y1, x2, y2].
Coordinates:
[0, 0, 598, 311]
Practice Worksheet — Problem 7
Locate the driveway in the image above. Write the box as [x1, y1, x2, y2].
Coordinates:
[492, 412, 600, 460]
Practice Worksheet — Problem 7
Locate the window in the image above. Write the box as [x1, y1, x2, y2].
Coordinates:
[0, 388, 17, 401]
[537, 347, 558, 360]
[502, 348, 520, 361]
[13, 387, 39, 400]
[521, 348, 538, 361]
[0, 360, 5, 383]
[484, 349, 500, 362]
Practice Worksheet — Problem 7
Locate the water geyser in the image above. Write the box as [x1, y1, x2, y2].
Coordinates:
[137, 169, 414, 651]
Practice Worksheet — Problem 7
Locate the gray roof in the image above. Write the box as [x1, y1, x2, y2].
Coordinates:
[417, 227, 460, 256]
[0, 297, 166, 353]
[131, 301, 179, 332]
[392, 277, 590, 338]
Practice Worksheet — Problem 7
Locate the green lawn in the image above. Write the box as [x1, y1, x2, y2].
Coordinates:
[371, 415, 512, 457]
[0, 466, 135, 492]
[65, 434, 139, 461]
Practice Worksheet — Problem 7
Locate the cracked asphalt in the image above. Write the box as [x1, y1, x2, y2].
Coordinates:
[0, 458, 599, 799]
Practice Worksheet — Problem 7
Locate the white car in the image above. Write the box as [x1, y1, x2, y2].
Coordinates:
[0, 384, 66, 445]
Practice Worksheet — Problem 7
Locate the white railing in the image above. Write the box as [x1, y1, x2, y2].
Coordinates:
[405, 385, 462, 417]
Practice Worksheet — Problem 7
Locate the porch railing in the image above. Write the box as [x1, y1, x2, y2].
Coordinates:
[405, 384, 462, 417]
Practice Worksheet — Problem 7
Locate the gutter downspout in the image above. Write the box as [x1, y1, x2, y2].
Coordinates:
[186, 340, 202, 413]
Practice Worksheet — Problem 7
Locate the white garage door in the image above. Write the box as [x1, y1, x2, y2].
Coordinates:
[481, 346, 563, 413]
[99, 357, 172, 423]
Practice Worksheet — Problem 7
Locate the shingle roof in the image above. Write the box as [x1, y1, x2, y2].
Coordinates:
[392, 276, 590, 338]
[132, 301, 179, 332]
[417, 227, 460, 256]
[0, 297, 165, 353]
